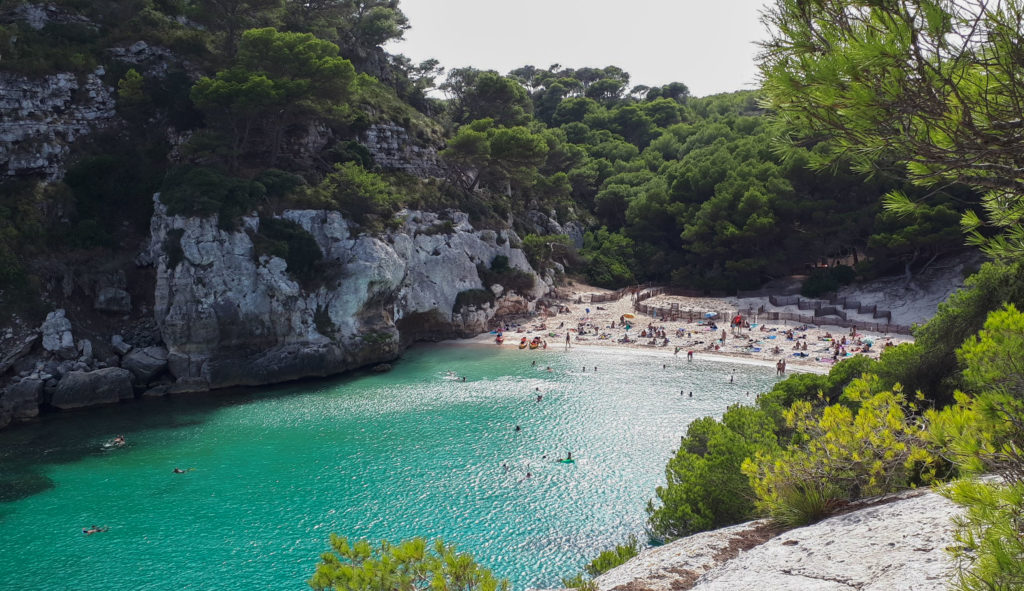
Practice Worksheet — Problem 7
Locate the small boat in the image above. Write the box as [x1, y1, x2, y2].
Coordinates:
[518, 337, 528, 349]
[495, 335, 504, 345]
[529, 342, 539, 350]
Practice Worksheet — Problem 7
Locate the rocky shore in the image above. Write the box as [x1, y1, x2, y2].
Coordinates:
[540, 488, 962, 591]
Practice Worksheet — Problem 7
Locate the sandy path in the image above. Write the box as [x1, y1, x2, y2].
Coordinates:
[469, 283, 913, 373]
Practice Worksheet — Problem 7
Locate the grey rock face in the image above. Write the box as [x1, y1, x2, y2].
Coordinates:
[0, 68, 116, 180]
[361, 123, 444, 177]
[94, 287, 132, 314]
[111, 335, 133, 356]
[40, 309, 76, 359]
[51, 368, 133, 409]
[4, 379, 45, 420]
[591, 490, 962, 591]
[146, 197, 544, 390]
[120, 346, 169, 384]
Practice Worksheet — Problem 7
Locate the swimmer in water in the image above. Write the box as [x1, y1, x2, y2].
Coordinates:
[536, 395, 542, 402]
[514, 425, 521, 432]
[173, 467, 191, 474]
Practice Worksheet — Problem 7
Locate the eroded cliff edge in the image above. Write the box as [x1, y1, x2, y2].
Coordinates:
[567, 489, 961, 591]
[0, 200, 548, 425]
[145, 198, 546, 392]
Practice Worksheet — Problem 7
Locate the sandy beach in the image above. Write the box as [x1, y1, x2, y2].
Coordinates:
[469, 283, 915, 373]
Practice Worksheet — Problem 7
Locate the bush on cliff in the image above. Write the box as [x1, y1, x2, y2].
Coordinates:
[647, 405, 778, 539]
[309, 536, 508, 591]
[742, 382, 940, 527]
[928, 305, 1024, 591]
[251, 217, 323, 283]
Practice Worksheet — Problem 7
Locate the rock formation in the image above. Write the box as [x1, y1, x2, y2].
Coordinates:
[146, 197, 546, 391]
[586, 489, 962, 591]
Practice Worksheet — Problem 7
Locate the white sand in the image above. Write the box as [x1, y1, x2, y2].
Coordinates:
[471, 283, 915, 373]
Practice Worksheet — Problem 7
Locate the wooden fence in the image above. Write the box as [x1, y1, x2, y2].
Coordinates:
[573, 284, 914, 335]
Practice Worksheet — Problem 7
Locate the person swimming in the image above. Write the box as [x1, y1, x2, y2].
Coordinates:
[82, 525, 107, 535]
[172, 467, 192, 474]
[514, 425, 521, 432]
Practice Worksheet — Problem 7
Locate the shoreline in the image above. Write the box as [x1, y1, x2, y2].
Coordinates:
[450, 282, 914, 376]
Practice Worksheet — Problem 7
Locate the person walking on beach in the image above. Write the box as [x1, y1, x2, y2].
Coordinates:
[565, 332, 571, 350]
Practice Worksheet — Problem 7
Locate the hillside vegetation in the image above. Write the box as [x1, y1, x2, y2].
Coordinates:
[0, 0, 974, 312]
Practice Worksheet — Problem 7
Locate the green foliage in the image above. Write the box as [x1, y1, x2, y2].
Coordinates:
[190, 27, 355, 169]
[441, 120, 549, 193]
[478, 255, 535, 296]
[944, 479, 1024, 591]
[309, 536, 508, 591]
[453, 289, 495, 313]
[163, 228, 185, 269]
[872, 261, 1024, 403]
[926, 305, 1024, 591]
[117, 68, 147, 106]
[801, 265, 855, 298]
[560, 573, 597, 591]
[520, 234, 574, 271]
[581, 228, 635, 288]
[743, 386, 938, 525]
[160, 166, 265, 227]
[584, 535, 640, 577]
[252, 217, 323, 282]
[302, 162, 401, 225]
[759, 0, 1024, 260]
[648, 405, 779, 539]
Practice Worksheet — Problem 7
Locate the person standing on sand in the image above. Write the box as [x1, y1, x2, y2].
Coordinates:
[565, 333, 571, 350]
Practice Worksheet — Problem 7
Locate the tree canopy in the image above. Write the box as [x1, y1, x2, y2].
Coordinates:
[759, 0, 1024, 260]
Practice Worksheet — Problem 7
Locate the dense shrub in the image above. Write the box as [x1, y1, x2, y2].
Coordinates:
[453, 289, 495, 313]
[252, 217, 323, 282]
[647, 405, 779, 539]
[309, 536, 508, 591]
[160, 166, 265, 228]
[584, 535, 640, 576]
[302, 162, 402, 226]
[743, 383, 939, 526]
[479, 255, 536, 295]
[873, 261, 1024, 404]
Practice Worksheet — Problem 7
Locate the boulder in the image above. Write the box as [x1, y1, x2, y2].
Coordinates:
[121, 346, 169, 384]
[41, 309, 76, 359]
[77, 338, 93, 362]
[2, 379, 44, 420]
[50, 368, 133, 409]
[111, 334, 132, 356]
[94, 287, 132, 314]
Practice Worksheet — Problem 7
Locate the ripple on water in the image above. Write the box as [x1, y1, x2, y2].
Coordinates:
[0, 344, 782, 590]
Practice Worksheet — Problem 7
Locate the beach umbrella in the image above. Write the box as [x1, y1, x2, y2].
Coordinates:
[623, 313, 635, 320]
[705, 312, 718, 318]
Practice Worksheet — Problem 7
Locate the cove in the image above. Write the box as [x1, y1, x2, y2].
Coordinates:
[0, 343, 781, 590]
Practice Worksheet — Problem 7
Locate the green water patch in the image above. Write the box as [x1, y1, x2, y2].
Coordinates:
[0, 343, 782, 589]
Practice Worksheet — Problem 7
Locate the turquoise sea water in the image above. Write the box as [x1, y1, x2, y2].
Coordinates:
[0, 343, 781, 591]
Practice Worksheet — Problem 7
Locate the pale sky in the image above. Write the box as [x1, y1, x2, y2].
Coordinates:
[385, 0, 773, 98]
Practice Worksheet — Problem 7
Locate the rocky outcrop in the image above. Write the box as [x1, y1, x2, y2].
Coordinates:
[361, 123, 444, 177]
[50, 367, 133, 409]
[588, 489, 961, 591]
[0, 68, 117, 179]
[121, 346, 168, 384]
[147, 198, 545, 391]
[40, 309, 76, 359]
[94, 287, 132, 314]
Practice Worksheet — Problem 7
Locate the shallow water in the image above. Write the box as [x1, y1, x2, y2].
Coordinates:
[0, 343, 780, 590]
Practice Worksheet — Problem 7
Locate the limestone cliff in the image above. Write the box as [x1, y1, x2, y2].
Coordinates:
[579, 489, 961, 591]
[146, 196, 547, 391]
[0, 68, 117, 179]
